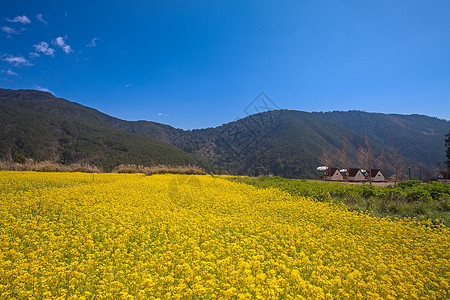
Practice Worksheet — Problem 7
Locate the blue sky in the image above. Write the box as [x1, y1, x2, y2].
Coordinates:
[1, 0, 449, 129]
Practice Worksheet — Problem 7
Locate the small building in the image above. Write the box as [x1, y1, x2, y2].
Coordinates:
[322, 167, 344, 181]
[347, 168, 365, 182]
[339, 169, 348, 179]
[368, 169, 386, 182]
[438, 171, 450, 184]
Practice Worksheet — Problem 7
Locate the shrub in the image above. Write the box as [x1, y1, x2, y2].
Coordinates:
[13, 153, 26, 164]
[423, 181, 450, 200]
[403, 187, 432, 202]
[357, 184, 377, 198]
[396, 180, 422, 188]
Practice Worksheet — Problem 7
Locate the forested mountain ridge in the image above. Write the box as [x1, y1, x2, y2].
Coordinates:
[1, 88, 448, 178]
[0, 89, 208, 171]
[111, 109, 449, 178]
[316, 111, 449, 167]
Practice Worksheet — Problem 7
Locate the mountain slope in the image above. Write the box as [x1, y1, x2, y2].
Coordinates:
[1, 88, 448, 178]
[109, 110, 398, 178]
[316, 111, 449, 167]
[0, 89, 207, 171]
[111, 110, 448, 178]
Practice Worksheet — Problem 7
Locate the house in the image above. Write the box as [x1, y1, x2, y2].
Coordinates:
[438, 171, 450, 183]
[368, 169, 386, 182]
[322, 167, 344, 181]
[347, 168, 365, 182]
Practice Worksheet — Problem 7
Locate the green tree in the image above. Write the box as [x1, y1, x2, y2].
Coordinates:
[13, 153, 26, 164]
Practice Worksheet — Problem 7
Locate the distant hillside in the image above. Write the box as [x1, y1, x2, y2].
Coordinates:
[111, 110, 449, 178]
[0, 89, 208, 171]
[316, 111, 449, 168]
[108, 111, 393, 178]
[1, 88, 448, 178]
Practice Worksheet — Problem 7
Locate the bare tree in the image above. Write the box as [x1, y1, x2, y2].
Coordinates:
[339, 135, 351, 181]
[377, 149, 390, 179]
[445, 130, 450, 174]
[434, 161, 446, 178]
[357, 136, 373, 185]
[319, 144, 332, 166]
[320, 144, 333, 180]
[391, 139, 402, 184]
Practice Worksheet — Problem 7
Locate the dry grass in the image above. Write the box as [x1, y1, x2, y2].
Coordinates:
[111, 164, 147, 174]
[0, 160, 102, 173]
[0, 161, 206, 175]
[112, 164, 207, 175]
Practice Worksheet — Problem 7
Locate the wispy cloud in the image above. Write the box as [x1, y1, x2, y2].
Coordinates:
[29, 52, 40, 58]
[33, 85, 53, 94]
[0, 69, 19, 77]
[36, 14, 47, 24]
[52, 36, 73, 54]
[33, 42, 55, 56]
[6, 69, 19, 76]
[125, 84, 132, 88]
[157, 113, 169, 117]
[6, 15, 31, 24]
[1, 26, 18, 37]
[86, 37, 99, 47]
[1, 54, 33, 66]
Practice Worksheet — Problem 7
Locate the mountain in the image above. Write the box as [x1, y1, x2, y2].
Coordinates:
[1, 88, 448, 178]
[0, 89, 208, 171]
[109, 110, 448, 178]
[316, 111, 449, 168]
[109, 110, 366, 178]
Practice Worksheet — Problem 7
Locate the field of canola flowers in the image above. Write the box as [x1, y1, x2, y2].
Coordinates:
[0, 171, 449, 299]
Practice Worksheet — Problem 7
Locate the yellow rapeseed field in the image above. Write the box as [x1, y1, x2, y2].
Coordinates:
[0, 171, 449, 299]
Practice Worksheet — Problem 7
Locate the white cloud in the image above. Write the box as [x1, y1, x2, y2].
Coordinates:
[0, 69, 19, 77]
[157, 113, 169, 117]
[6, 70, 19, 76]
[36, 14, 47, 24]
[6, 15, 31, 24]
[29, 52, 40, 58]
[1, 54, 33, 66]
[125, 84, 132, 88]
[52, 36, 73, 54]
[33, 85, 53, 94]
[1, 26, 18, 37]
[33, 42, 55, 56]
[86, 37, 99, 47]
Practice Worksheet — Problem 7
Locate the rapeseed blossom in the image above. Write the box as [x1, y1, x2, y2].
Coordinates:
[0, 171, 448, 299]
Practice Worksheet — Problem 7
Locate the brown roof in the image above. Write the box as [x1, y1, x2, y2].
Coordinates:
[348, 168, 362, 177]
[369, 169, 384, 177]
[324, 167, 339, 176]
[439, 171, 450, 179]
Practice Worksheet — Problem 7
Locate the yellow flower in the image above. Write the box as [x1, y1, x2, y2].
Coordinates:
[0, 171, 448, 299]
